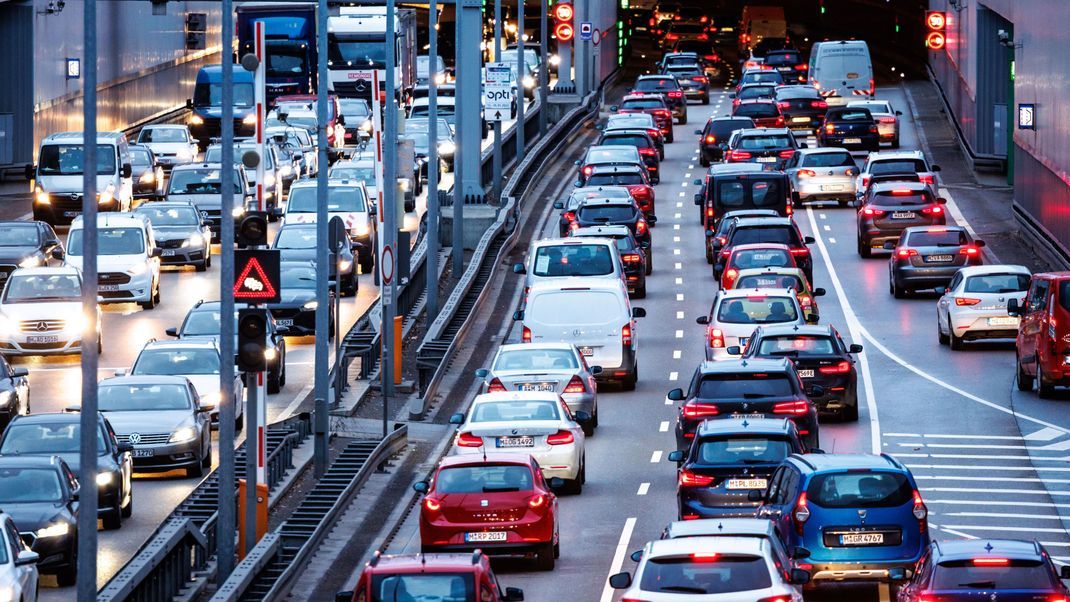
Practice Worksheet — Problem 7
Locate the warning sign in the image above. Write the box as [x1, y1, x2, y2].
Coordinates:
[234, 249, 281, 304]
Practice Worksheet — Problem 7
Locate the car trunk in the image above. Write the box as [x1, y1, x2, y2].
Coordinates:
[468, 421, 563, 455]
[827, 120, 874, 138]
[493, 370, 573, 394]
[907, 244, 970, 269]
[816, 503, 918, 562]
[439, 491, 531, 523]
[871, 200, 939, 231]
[685, 461, 780, 511]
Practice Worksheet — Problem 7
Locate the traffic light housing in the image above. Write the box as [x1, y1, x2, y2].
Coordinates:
[237, 211, 269, 248]
[236, 308, 268, 373]
[925, 11, 946, 50]
[553, 2, 574, 42]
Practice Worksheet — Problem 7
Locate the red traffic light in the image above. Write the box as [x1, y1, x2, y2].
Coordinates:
[926, 11, 946, 30]
[926, 31, 946, 50]
[553, 2, 574, 22]
[555, 22, 574, 42]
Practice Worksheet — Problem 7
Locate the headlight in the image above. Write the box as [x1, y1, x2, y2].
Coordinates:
[96, 471, 114, 486]
[360, 119, 373, 132]
[437, 141, 456, 156]
[549, 54, 561, 67]
[200, 391, 222, 410]
[177, 148, 194, 161]
[36, 522, 70, 539]
[127, 262, 148, 276]
[190, 115, 204, 126]
[434, 72, 446, 85]
[169, 426, 198, 444]
[188, 233, 204, 248]
[139, 170, 156, 184]
[337, 259, 352, 272]
[19, 255, 41, 269]
[303, 300, 319, 310]
[99, 185, 115, 205]
[232, 205, 246, 218]
[0, 391, 12, 407]
[65, 312, 88, 334]
[523, 75, 535, 89]
[264, 347, 278, 361]
[242, 113, 258, 126]
[35, 187, 50, 205]
[264, 173, 276, 188]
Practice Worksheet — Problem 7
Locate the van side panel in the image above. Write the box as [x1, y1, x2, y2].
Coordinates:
[810, 42, 873, 105]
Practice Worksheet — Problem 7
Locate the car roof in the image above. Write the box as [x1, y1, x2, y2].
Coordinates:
[142, 124, 187, 131]
[572, 225, 632, 237]
[737, 127, 792, 136]
[728, 243, 793, 253]
[570, 185, 631, 197]
[647, 536, 766, 558]
[532, 237, 614, 248]
[290, 179, 364, 190]
[869, 181, 930, 193]
[933, 539, 1044, 562]
[438, 453, 532, 468]
[867, 150, 925, 160]
[135, 200, 197, 209]
[43, 131, 124, 144]
[732, 217, 793, 227]
[363, 552, 489, 573]
[621, 93, 665, 101]
[10, 266, 80, 278]
[141, 339, 219, 351]
[100, 374, 192, 387]
[577, 196, 636, 207]
[788, 452, 906, 472]
[902, 225, 968, 235]
[708, 163, 766, 175]
[664, 518, 778, 540]
[636, 74, 675, 81]
[797, 147, 852, 156]
[695, 357, 793, 374]
[953, 265, 1031, 277]
[696, 417, 796, 437]
[473, 390, 560, 404]
[71, 212, 150, 228]
[11, 411, 102, 425]
[0, 455, 69, 469]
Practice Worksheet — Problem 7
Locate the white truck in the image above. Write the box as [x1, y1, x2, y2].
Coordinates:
[327, 6, 417, 106]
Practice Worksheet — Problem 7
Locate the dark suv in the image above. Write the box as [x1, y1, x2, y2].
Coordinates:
[596, 129, 661, 184]
[856, 181, 947, 258]
[695, 170, 792, 231]
[554, 186, 634, 236]
[572, 196, 653, 250]
[632, 75, 687, 124]
[580, 165, 656, 218]
[819, 106, 880, 151]
[696, 117, 755, 166]
[774, 85, 828, 132]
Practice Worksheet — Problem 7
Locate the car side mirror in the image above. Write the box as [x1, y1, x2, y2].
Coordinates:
[118, 442, 134, 453]
[888, 567, 908, 581]
[513, 262, 526, 274]
[11, 367, 28, 378]
[705, 229, 715, 237]
[667, 450, 684, 462]
[975, 239, 986, 247]
[14, 550, 39, 567]
[799, 143, 808, 149]
[692, 178, 702, 186]
[882, 241, 896, 250]
[748, 489, 765, 502]
[474, 368, 489, 378]
[813, 288, 826, 297]
[114, 368, 127, 377]
[936, 286, 947, 295]
[574, 160, 581, 166]
[553, 201, 564, 210]
[803, 235, 815, 244]
[895, 110, 904, 116]
[630, 549, 643, 562]
[937, 197, 947, 205]
[647, 215, 658, 224]
[51, 247, 65, 261]
[1061, 565, 1070, 580]
[608, 572, 632, 589]
[806, 313, 819, 325]
[632, 307, 646, 318]
[513, 310, 524, 321]
[791, 546, 812, 559]
[591, 365, 603, 375]
[694, 194, 703, 205]
[696, 316, 709, 325]
[24, 164, 35, 180]
[412, 481, 429, 493]
[573, 181, 581, 187]
[275, 325, 291, 335]
[503, 587, 525, 602]
[574, 410, 592, 423]
[1007, 298, 1020, 316]
[609, 105, 619, 112]
[790, 568, 812, 585]
[121, 163, 133, 179]
[931, 164, 941, 172]
[165, 327, 179, 337]
[548, 476, 565, 489]
[848, 343, 863, 354]
[810, 385, 825, 397]
[150, 247, 163, 258]
[693, 129, 702, 135]
[726, 345, 741, 355]
[667, 387, 684, 401]
[448, 412, 465, 425]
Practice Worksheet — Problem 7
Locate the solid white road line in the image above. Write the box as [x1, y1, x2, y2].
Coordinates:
[895, 452, 1058, 461]
[928, 499, 1070, 509]
[886, 432, 1032, 440]
[940, 525, 1070, 533]
[916, 475, 1070, 484]
[923, 486, 1070, 496]
[943, 511, 1064, 520]
[599, 517, 637, 602]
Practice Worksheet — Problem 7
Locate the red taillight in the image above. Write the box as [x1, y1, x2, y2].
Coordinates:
[647, 128, 661, 138]
[679, 469, 715, 487]
[666, 33, 678, 41]
[819, 361, 851, 375]
[522, 325, 532, 343]
[797, 169, 817, 178]
[639, 147, 656, 156]
[547, 430, 575, 445]
[811, 100, 827, 109]
[697, 33, 709, 41]
[758, 597, 792, 602]
[648, 18, 654, 26]
[773, 399, 810, 415]
[861, 176, 870, 188]
[704, 134, 716, 144]
[636, 219, 648, 235]
[795, 64, 808, 71]
[563, 375, 586, 394]
[723, 268, 738, 288]
[913, 489, 928, 524]
[785, 203, 793, 216]
[799, 294, 812, 309]
[582, 165, 593, 176]
[921, 205, 943, 216]
[622, 323, 633, 346]
[779, 149, 794, 159]
[868, 124, 878, 134]
[775, 116, 785, 126]
[707, 327, 724, 348]
[655, 109, 671, 119]
[424, 497, 442, 511]
[955, 297, 982, 306]
[622, 253, 641, 263]
[563, 211, 576, 222]
[971, 557, 1009, 566]
[790, 247, 810, 257]
[528, 493, 547, 508]
[919, 174, 935, 185]
[692, 76, 708, 84]
[704, 54, 717, 61]
[456, 432, 483, 447]
[691, 552, 719, 561]
[682, 402, 720, 418]
[861, 206, 885, 217]
[776, 101, 790, 110]
[487, 377, 507, 392]
[728, 150, 752, 161]
[667, 90, 683, 98]
[793, 492, 810, 534]
[896, 248, 918, 259]
[824, 123, 835, 134]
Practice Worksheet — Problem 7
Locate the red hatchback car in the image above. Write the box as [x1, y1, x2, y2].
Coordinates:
[1011, 272, 1070, 398]
[335, 551, 525, 602]
[613, 93, 675, 142]
[718, 243, 799, 288]
[415, 454, 560, 570]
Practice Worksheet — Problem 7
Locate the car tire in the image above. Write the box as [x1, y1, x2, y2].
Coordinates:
[857, 237, 872, 258]
[268, 369, 282, 394]
[891, 278, 906, 299]
[535, 541, 555, 571]
[205, 252, 212, 269]
[938, 317, 949, 345]
[666, 130, 674, 143]
[563, 465, 583, 495]
[103, 501, 122, 530]
[344, 273, 358, 297]
[700, 156, 710, 167]
[97, 336, 103, 355]
[187, 458, 204, 479]
[679, 112, 687, 125]
[236, 410, 245, 431]
[1017, 356, 1034, 391]
[949, 329, 965, 351]
[592, 405, 599, 428]
[55, 563, 77, 588]
[1038, 363, 1057, 398]
[891, 137, 900, 149]
[140, 282, 158, 310]
[842, 399, 859, 422]
[195, 258, 208, 272]
[201, 441, 212, 468]
[554, 540, 560, 559]
[121, 491, 133, 518]
[634, 285, 646, 299]
[622, 364, 638, 391]
[701, 94, 710, 105]
[645, 254, 653, 275]
[838, 199, 850, 207]
[359, 250, 374, 275]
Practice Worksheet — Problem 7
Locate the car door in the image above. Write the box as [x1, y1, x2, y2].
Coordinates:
[936, 271, 963, 331]
[1019, 278, 1049, 369]
[4, 518, 35, 597]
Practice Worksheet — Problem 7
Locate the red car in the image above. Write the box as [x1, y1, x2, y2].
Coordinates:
[273, 94, 344, 150]
[717, 243, 799, 288]
[415, 454, 560, 570]
[335, 551, 525, 602]
[1011, 272, 1070, 397]
[613, 93, 675, 142]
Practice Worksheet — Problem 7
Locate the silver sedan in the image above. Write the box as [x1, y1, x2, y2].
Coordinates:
[475, 343, 600, 434]
[785, 147, 859, 207]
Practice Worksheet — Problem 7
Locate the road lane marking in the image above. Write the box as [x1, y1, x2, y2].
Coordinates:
[923, 487, 1070, 495]
[650, 451, 662, 463]
[895, 452, 1058, 461]
[678, 192, 685, 197]
[673, 248, 681, 255]
[916, 475, 1070, 484]
[674, 212, 681, 219]
[823, 225, 831, 231]
[684, 172, 691, 178]
[828, 237, 836, 244]
[676, 311, 684, 319]
[886, 432, 1030, 440]
[928, 499, 1070, 509]
[944, 511, 1065, 520]
[907, 464, 1070, 472]
[676, 293, 684, 301]
[1027, 427, 1065, 441]
[675, 278, 683, 285]
[673, 236, 680, 242]
[675, 262, 682, 270]
[599, 517, 638, 602]
[675, 330, 683, 338]
[676, 202, 682, 208]
[940, 525, 1070, 533]
[669, 371, 679, 381]
[673, 350, 681, 359]
[673, 224, 680, 230]
[819, 213, 827, 220]
[660, 421, 670, 432]
[637, 483, 650, 495]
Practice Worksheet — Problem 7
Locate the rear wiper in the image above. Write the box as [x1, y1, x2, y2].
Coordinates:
[482, 486, 521, 493]
[660, 586, 708, 594]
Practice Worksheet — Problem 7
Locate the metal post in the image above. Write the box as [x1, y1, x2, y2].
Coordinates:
[314, 0, 330, 477]
[426, 0, 440, 320]
[77, 0, 99, 597]
[539, 0, 548, 135]
[454, 0, 483, 273]
[382, 0, 398, 430]
[244, 372, 258, 555]
[491, 0, 502, 209]
[253, 22, 268, 493]
[217, 0, 237, 581]
[516, 0, 526, 162]
[576, 0, 587, 98]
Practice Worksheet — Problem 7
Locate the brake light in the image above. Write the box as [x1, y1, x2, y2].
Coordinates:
[896, 248, 918, 259]
[758, 597, 792, 602]
[639, 147, 656, 156]
[655, 109, 671, 119]
[797, 169, 817, 178]
[819, 361, 851, 375]
[868, 124, 878, 134]
[692, 76, 708, 84]
[563, 211, 576, 222]
[647, 128, 661, 138]
[424, 497, 442, 511]
[824, 123, 835, 134]
[777, 101, 790, 110]
[582, 165, 593, 176]
[861, 176, 870, 188]
[793, 492, 810, 534]
[776, 115, 785, 126]
[728, 150, 752, 161]
[704, 54, 717, 61]
[682, 402, 720, 418]
[679, 469, 716, 487]
[667, 90, 683, 99]
[811, 100, 827, 109]
[622, 253, 641, 263]
[622, 323, 633, 346]
[547, 430, 575, 445]
[691, 552, 719, 561]
[697, 33, 709, 41]
[704, 134, 716, 144]
[955, 297, 982, 306]
[795, 64, 808, 71]
[528, 493, 547, 508]
[649, 18, 654, 26]
[913, 489, 928, 523]
[563, 375, 586, 394]
[773, 400, 810, 415]
[879, 116, 896, 124]
[861, 207, 885, 217]
[960, 246, 980, 256]
[666, 33, 678, 41]
[785, 203, 793, 216]
[790, 247, 810, 257]
[487, 377, 507, 393]
[971, 557, 1009, 566]
[456, 432, 483, 447]
[921, 205, 943, 215]
[723, 268, 738, 288]
[778, 149, 794, 159]
[707, 327, 724, 348]
[919, 174, 935, 185]
[636, 219, 648, 235]
[891, 189, 915, 195]
[522, 325, 532, 343]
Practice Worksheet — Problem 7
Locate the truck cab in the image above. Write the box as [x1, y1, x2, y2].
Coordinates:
[336, 552, 524, 602]
[237, 3, 318, 104]
[187, 65, 257, 147]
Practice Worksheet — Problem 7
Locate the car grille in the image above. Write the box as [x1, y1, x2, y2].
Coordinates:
[158, 238, 186, 249]
[16, 341, 71, 350]
[117, 433, 172, 446]
[99, 272, 131, 285]
[332, 80, 373, 97]
[49, 193, 85, 213]
[100, 290, 135, 300]
[20, 319, 65, 333]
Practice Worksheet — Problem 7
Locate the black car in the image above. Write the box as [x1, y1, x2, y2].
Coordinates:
[669, 358, 820, 450]
[0, 412, 133, 531]
[0, 354, 29, 434]
[267, 261, 336, 337]
[632, 75, 687, 124]
[735, 324, 863, 421]
[167, 300, 288, 393]
[888, 226, 984, 298]
[579, 164, 656, 219]
[572, 196, 654, 251]
[576, 146, 650, 187]
[774, 85, 828, 132]
[694, 170, 792, 232]
[133, 201, 213, 271]
[553, 186, 635, 237]
[129, 144, 164, 202]
[763, 49, 807, 83]
[667, 418, 807, 520]
[571, 224, 649, 296]
[695, 117, 755, 166]
[857, 181, 947, 258]
[272, 222, 358, 296]
[0, 456, 80, 585]
[716, 216, 815, 282]
[663, 64, 710, 104]
[818, 106, 880, 151]
[596, 129, 661, 184]
[724, 128, 799, 168]
[704, 208, 780, 263]
[0, 221, 63, 284]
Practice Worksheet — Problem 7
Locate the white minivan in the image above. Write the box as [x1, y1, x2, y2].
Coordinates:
[65, 213, 162, 309]
[517, 279, 645, 390]
[28, 131, 134, 226]
[809, 40, 873, 106]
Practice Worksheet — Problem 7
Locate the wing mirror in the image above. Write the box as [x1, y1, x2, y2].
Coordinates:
[630, 549, 643, 562]
[848, 343, 863, 354]
[693, 178, 702, 186]
[810, 385, 825, 397]
[667, 388, 684, 401]
[1007, 298, 1020, 317]
[975, 239, 986, 247]
[513, 262, 526, 274]
[887, 567, 908, 581]
[931, 164, 941, 172]
[696, 316, 709, 325]
[647, 215, 658, 224]
[1061, 565, 1070, 580]
[11, 368, 27, 378]
[513, 310, 524, 321]
[574, 160, 581, 166]
[165, 327, 179, 337]
[790, 568, 812, 585]
[51, 247, 65, 261]
[574, 410, 592, 423]
[591, 365, 603, 375]
[474, 368, 489, 378]
[150, 247, 163, 258]
[694, 193, 703, 205]
[726, 345, 741, 355]
[609, 105, 619, 112]
[118, 442, 135, 453]
[803, 236, 815, 245]
[553, 201, 564, 210]
[121, 163, 133, 179]
[448, 413, 465, 425]
[937, 197, 948, 205]
[667, 450, 684, 463]
[747, 489, 765, 502]
[24, 164, 35, 180]
[632, 307, 646, 318]
[882, 241, 896, 250]
[547, 476, 565, 489]
[336, 592, 355, 602]
[15, 550, 40, 566]
[608, 572, 632, 589]
[502, 587, 525, 602]
[114, 368, 128, 377]
[412, 480, 429, 493]
[813, 288, 826, 297]
[799, 143, 808, 149]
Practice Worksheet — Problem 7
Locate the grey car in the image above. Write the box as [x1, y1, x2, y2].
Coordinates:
[475, 343, 601, 434]
[97, 375, 211, 478]
[784, 147, 858, 207]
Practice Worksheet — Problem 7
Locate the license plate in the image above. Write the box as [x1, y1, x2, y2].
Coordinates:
[925, 254, 954, 263]
[844, 138, 862, 144]
[821, 185, 845, 192]
[989, 316, 1018, 326]
[753, 278, 778, 287]
[891, 211, 917, 219]
[63, 211, 80, 217]
[727, 478, 768, 490]
[276, 319, 294, 326]
[792, 117, 810, 123]
[757, 157, 777, 163]
[578, 346, 595, 357]
[798, 369, 815, 378]
[99, 285, 119, 292]
[497, 436, 535, 448]
[26, 335, 58, 344]
[731, 412, 763, 419]
[161, 249, 176, 256]
[465, 531, 507, 543]
[519, 382, 555, 392]
[132, 449, 155, 458]
[841, 532, 884, 545]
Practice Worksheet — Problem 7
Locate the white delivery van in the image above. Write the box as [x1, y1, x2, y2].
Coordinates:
[29, 131, 134, 226]
[809, 40, 874, 106]
[65, 213, 162, 309]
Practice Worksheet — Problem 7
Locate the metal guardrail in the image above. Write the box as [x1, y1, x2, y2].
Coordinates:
[211, 424, 409, 602]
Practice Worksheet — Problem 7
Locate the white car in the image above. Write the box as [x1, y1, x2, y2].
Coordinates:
[0, 510, 38, 602]
[65, 213, 162, 309]
[514, 238, 625, 295]
[135, 124, 199, 168]
[0, 267, 100, 355]
[610, 536, 807, 601]
[124, 339, 245, 428]
[282, 179, 376, 274]
[937, 265, 1031, 350]
[855, 150, 941, 201]
[448, 391, 587, 493]
[847, 100, 902, 148]
[698, 288, 810, 361]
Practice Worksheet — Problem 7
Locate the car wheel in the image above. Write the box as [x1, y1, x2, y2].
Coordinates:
[891, 137, 900, 149]
[838, 199, 850, 207]
[938, 315, 949, 345]
[701, 94, 710, 105]
[666, 130, 674, 143]
[535, 541, 556, 571]
[359, 250, 374, 275]
[195, 258, 208, 272]
[186, 457, 204, 478]
[700, 156, 710, 167]
[1038, 363, 1057, 398]
[622, 364, 638, 391]
[345, 273, 359, 297]
[140, 283, 157, 310]
[121, 492, 133, 518]
[891, 279, 906, 299]
[554, 540, 560, 559]
[592, 405, 599, 428]
[201, 441, 213, 468]
[55, 562, 77, 588]
[98, 335, 103, 355]
[1017, 355, 1035, 391]
[645, 254, 653, 275]
[842, 400, 859, 422]
[205, 251, 213, 269]
[103, 501, 122, 530]
[634, 285, 646, 299]
[857, 237, 872, 258]
[949, 328, 965, 350]
[268, 369, 282, 394]
[679, 112, 687, 125]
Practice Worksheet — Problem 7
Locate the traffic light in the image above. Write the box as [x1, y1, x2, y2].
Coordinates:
[237, 211, 269, 248]
[925, 11, 946, 50]
[236, 308, 268, 373]
[553, 2, 574, 42]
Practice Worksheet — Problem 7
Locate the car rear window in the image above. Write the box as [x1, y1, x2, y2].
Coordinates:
[717, 181, 786, 208]
[471, 399, 560, 422]
[716, 295, 799, 324]
[372, 574, 475, 601]
[734, 104, 779, 119]
[586, 173, 644, 186]
[765, 51, 801, 65]
[708, 119, 754, 138]
[494, 348, 578, 371]
[436, 464, 533, 493]
[639, 555, 773, 594]
[533, 244, 614, 277]
[738, 86, 776, 100]
[736, 273, 804, 291]
[800, 152, 855, 168]
[737, 133, 792, 148]
[587, 148, 638, 163]
[756, 335, 836, 356]
[731, 226, 798, 245]
[872, 190, 932, 206]
[696, 437, 792, 465]
[828, 109, 872, 121]
[931, 560, 1056, 590]
[528, 290, 625, 325]
[697, 373, 796, 398]
[904, 230, 967, 247]
[578, 204, 637, 222]
[602, 134, 651, 148]
[806, 471, 914, 508]
[634, 78, 678, 92]
[730, 248, 793, 270]
[622, 99, 665, 110]
[743, 72, 782, 84]
[964, 273, 1031, 294]
[871, 159, 927, 174]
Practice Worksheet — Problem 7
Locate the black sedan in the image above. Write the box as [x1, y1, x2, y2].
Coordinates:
[0, 221, 63, 285]
[272, 222, 358, 296]
[133, 201, 213, 271]
[553, 186, 635, 237]
[774, 85, 828, 132]
[129, 144, 164, 203]
[0, 412, 134, 531]
[734, 324, 863, 421]
[0, 456, 80, 585]
[572, 196, 654, 252]
[0, 354, 29, 434]
[818, 106, 880, 151]
[267, 261, 336, 337]
[696, 117, 754, 166]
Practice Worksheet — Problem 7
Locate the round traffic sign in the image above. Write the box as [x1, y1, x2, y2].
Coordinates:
[381, 244, 395, 285]
[555, 22, 574, 42]
[553, 3, 573, 22]
[925, 31, 946, 50]
[926, 11, 946, 31]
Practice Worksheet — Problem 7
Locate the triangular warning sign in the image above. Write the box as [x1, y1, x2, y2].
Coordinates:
[234, 256, 278, 301]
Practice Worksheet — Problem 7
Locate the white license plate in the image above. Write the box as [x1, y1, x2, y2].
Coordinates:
[821, 185, 845, 192]
[519, 382, 555, 392]
[161, 249, 176, 256]
[578, 346, 595, 357]
[989, 316, 1018, 326]
[726, 478, 768, 490]
[63, 211, 80, 217]
[843, 138, 862, 144]
[841, 532, 885, 545]
[798, 369, 815, 378]
[792, 117, 810, 123]
[465, 531, 507, 543]
[730, 412, 763, 419]
[497, 436, 535, 448]
[132, 449, 155, 458]
[757, 157, 777, 163]
[925, 254, 954, 263]
[26, 335, 58, 344]
[99, 285, 119, 291]
[275, 319, 294, 326]
[891, 211, 917, 219]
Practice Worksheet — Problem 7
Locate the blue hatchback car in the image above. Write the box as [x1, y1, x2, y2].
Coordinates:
[897, 539, 1070, 602]
[755, 453, 929, 586]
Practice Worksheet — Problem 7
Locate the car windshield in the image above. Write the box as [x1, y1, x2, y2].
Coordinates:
[182, 309, 225, 336]
[931, 560, 1055, 590]
[697, 437, 792, 465]
[756, 335, 836, 356]
[493, 348, 578, 371]
[964, 273, 1030, 294]
[129, 148, 153, 166]
[265, 42, 307, 77]
[622, 99, 665, 110]
[533, 244, 614, 277]
[800, 152, 855, 168]
[609, 115, 653, 127]
[716, 296, 798, 324]
[168, 169, 243, 194]
[410, 103, 455, 117]
[3, 274, 81, 303]
[0, 422, 106, 454]
[807, 471, 914, 508]
[731, 226, 797, 245]
[639, 555, 772, 594]
[0, 468, 64, 503]
[578, 205, 637, 223]
[873, 190, 932, 206]
[274, 227, 317, 249]
[718, 181, 785, 208]
[67, 227, 145, 256]
[905, 230, 967, 247]
[330, 166, 375, 183]
[338, 98, 370, 119]
[372, 574, 475, 602]
[735, 273, 803, 291]
[634, 79, 678, 92]
[697, 374, 795, 398]
[871, 159, 927, 174]
[139, 128, 188, 143]
[0, 225, 39, 247]
[194, 82, 253, 107]
[38, 144, 116, 176]
[470, 400, 560, 422]
[586, 173, 644, 186]
[281, 267, 316, 289]
[436, 464, 534, 494]
[133, 348, 220, 376]
[731, 248, 793, 270]
[135, 205, 200, 226]
[99, 384, 192, 412]
[287, 186, 367, 213]
[737, 133, 791, 148]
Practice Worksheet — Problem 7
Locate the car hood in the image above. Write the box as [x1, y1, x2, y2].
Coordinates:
[2, 502, 71, 532]
[102, 410, 192, 435]
[0, 245, 43, 264]
[0, 300, 84, 321]
[65, 254, 146, 272]
[270, 289, 316, 307]
[144, 142, 192, 153]
[284, 211, 370, 229]
[152, 225, 200, 240]
[37, 174, 115, 194]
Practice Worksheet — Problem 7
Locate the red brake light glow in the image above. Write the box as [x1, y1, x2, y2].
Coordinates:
[456, 432, 483, 447]
[960, 246, 980, 256]
[487, 377, 507, 393]
[546, 430, 575, 445]
[793, 492, 810, 534]
[528, 493, 546, 508]
[636, 219, 648, 235]
[955, 297, 981, 306]
[424, 497, 442, 511]
[913, 489, 928, 524]
[707, 327, 725, 348]
[797, 169, 817, 178]
[522, 325, 532, 343]
[690, 552, 719, 561]
[971, 557, 1009, 566]
[773, 400, 810, 415]
[682, 402, 720, 419]
[896, 248, 918, 259]
[861, 207, 885, 217]
[679, 470, 716, 487]
[622, 323, 633, 346]
[819, 361, 851, 375]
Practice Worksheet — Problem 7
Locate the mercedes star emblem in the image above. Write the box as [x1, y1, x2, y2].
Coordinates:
[36, 321, 48, 332]
[129, 433, 142, 444]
